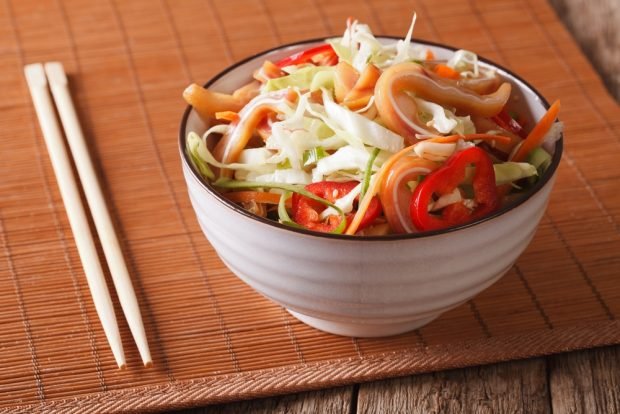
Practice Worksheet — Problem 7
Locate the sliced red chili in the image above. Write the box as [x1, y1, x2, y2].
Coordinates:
[492, 108, 527, 139]
[292, 181, 381, 233]
[275, 44, 338, 68]
[410, 147, 499, 232]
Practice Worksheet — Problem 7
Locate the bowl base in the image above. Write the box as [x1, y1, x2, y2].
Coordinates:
[287, 310, 439, 338]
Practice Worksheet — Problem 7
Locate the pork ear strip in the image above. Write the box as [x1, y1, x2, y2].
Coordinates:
[212, 103, 278, 179]
[183, 81, 261, 121]
[374, 62, 511, 143]
[334, 61, 359, 103]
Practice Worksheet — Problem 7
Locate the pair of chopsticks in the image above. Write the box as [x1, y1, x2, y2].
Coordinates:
[24, 62, 151, 369]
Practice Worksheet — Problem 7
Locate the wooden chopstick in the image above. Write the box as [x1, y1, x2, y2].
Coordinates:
[24, 62, 153, 368]
[24, 63, 127, 369]
[43, 62, 152, 367]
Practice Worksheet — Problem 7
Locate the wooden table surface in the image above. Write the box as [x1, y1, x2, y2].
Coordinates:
[174, 345, 620, 413]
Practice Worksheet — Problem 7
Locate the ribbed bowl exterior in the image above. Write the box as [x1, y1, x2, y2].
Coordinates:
[183, 162, 556, 337]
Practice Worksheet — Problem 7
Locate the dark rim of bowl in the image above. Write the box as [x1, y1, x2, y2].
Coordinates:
[179, 36, 563, 241]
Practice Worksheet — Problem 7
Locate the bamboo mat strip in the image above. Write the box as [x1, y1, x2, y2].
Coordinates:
[1, 0, 620, 412]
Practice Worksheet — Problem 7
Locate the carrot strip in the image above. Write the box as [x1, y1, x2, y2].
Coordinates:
[428, 133, 513, 145]
[425, 49, 435, 61]
[510, 100, 561, 162]
[223, 191, 288, 206]
[215, 111, 240, 123]
[434, 64, 460, 80]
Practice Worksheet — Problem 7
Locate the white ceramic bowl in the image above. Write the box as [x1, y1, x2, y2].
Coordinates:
[179, 38, 563, 337]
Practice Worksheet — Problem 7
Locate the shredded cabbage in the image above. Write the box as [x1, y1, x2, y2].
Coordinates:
[320, 182, 362, 218]
[447, 50, 479, 77]
[430, 188, 463, 211]
[313, 145, 372, 181]
[542, 121, 564, 147]
[328, 14, 428, 73]
[264, 66, 335, 92]
[414, 141, 457, 161]
[238, 147, 274, 165]
[322, 90, 404, 153]
[187, 131, 215, 179]
[413, 98, 477, 137]
[494, 162, 538, 185]
[249, 169, 312, 185]
[414, 98, 458, 134]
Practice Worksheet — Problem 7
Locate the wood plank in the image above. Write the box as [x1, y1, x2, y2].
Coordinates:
[175, 346, 620, 413]
[179, 386, 354, 413]
[549, 346, 620, 413]
[356, 359, 550, 414]
[548, 0, 620, 100]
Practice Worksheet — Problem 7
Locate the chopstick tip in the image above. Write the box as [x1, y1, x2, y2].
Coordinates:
[144, 360, 153, 368]
[44, 62, 68, 86]
[23, 63, 47, 88]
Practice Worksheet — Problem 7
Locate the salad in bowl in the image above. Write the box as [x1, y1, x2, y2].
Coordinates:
[179, 16, 562, 336]
[183, 16, 561, 237]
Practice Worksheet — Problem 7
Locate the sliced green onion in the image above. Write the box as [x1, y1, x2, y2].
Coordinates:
[302, 147, 328, 168]
[277, 159, 292, 169]
[360, 147, 380, 199]
[277, 192, 304, 229]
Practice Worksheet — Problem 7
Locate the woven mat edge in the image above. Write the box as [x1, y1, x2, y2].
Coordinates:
[5, 319, 619, 414]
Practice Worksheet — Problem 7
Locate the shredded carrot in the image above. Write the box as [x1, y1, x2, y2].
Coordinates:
[215, 111, 240, 123]
[223, 191, 288, 206]
[425, 49, 435, 61]
[433, 63, 460, 80]
[428, 133, 513, 145]
[510, 100, 561, 162]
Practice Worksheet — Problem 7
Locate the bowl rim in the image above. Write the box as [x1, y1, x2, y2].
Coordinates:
[179, 36, 563, 241]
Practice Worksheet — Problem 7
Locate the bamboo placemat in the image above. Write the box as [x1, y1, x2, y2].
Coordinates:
[1, 0, 619, 412]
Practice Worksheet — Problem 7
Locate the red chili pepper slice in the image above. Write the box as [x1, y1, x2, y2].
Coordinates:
[492, 108, 527, 139]
[292, 181, 382, 233]
[275, 44, 338, 68]
[410, 147, 499, 232]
